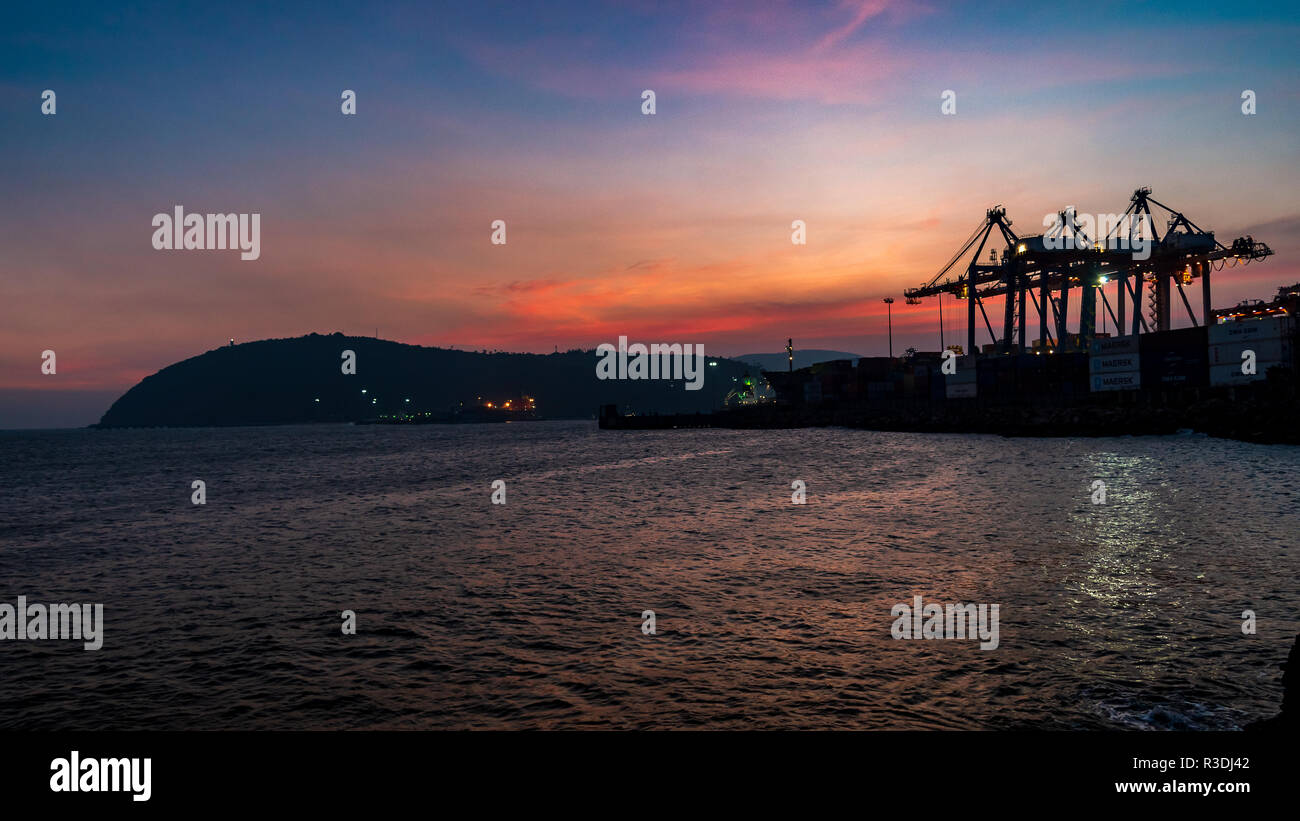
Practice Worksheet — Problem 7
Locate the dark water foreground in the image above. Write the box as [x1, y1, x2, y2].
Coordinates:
[0, 422, 1296, 729]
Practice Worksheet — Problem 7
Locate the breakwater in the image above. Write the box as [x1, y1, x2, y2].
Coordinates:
[600, 375, 1300, 444]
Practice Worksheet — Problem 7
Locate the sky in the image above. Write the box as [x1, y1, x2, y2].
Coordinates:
[2, 0, 1299, 426]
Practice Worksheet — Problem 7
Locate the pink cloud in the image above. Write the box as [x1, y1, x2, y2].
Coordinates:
[814, 0, 899, 51]
[459, 0, 927, 105]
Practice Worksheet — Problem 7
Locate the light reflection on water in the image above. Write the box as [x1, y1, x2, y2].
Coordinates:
[0, 422, 1295, 730]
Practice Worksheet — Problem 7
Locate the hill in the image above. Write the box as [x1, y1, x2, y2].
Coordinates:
[95, 333, 758, 427]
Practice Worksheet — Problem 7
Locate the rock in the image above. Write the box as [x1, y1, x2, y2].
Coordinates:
[1246, 632, 1298, 731]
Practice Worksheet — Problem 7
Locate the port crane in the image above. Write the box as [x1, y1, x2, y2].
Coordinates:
[902, 188, 1273, 355]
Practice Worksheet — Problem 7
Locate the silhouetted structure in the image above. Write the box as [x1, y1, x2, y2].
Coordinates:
[904, 188, 1273, 355]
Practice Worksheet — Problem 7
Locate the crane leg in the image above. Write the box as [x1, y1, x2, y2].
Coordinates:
[1201, 261, 1212, 326]
[1117, 273, 1127, 337]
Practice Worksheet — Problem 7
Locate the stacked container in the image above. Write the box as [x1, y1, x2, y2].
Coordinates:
[1140, 327, 1209, 390]
[1208, 316, 1294, 386]
[1089, 335, 1141, 392]
[945, 355, 977, 399]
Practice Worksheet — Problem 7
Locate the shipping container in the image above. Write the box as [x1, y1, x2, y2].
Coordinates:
[819, 372, 836, 397]
[1090, 335, 1140, 355]
[1089, 353, 1141, 373]
[1209, 362, 1271, 386]
[996, 371, 1017, 399]
[1140, 327, 1209, 389]
[1164, 231, 1216, 252]
[1091, 371, 1141, 392]
[1141, 352, 1207, 389]
[1141, 326, 1208, 351]
[1208, 315, 1292, 345]
[946, 355, 977, 384]
[857, 357, 895, 379]
[1209, 337, 1292, 366]
[930, 377, 946, 402]
[1147, 360, 1206, 388]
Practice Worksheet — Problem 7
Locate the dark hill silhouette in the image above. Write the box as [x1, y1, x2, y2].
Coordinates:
[95, 333, 757, 428]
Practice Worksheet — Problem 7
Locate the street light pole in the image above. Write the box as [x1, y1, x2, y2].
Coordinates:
[883, 297, 895, 358]
[938, 292, 944, 351]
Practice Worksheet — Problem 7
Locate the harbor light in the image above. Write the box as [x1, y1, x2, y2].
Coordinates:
[883, 296, 895, 358]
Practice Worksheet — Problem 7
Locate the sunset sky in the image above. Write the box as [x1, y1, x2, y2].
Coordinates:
[2, 0, 1298, 425]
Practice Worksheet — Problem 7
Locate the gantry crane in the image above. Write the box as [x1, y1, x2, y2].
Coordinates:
[903, 188, 1273, 355]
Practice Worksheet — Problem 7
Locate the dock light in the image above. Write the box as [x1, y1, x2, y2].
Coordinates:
[361, 389, 367, 394]
[1016, 243, 1026, 254]
[883, 297, 896, 358]
[1099, 275, 1109, 285]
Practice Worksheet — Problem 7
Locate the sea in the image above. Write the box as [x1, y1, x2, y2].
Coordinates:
[0, 421, 1296, 730]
